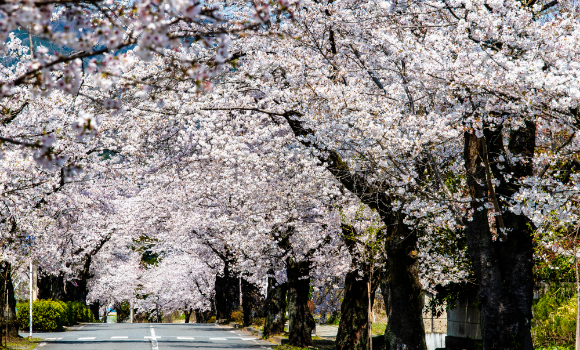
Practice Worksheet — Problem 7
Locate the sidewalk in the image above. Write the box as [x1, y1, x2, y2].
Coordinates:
[315, 325, 338, 338]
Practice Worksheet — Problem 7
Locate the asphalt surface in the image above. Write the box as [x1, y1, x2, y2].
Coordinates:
[19, 323, 275, 350]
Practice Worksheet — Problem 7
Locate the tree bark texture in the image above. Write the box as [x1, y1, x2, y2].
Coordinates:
[90, 302, 100, 322]
[336, 270, 377, 350]
[381, 218, 425, 350]
[184, 309, 192, 323]
[194, 308, 214, 323]
[241, 279, 265, 327]
[287, 258, 315, 347]
[464, 124, 535, 349]
[214, 261, 240, 321]
[263, 277, 287, 337]
[0, 262, 18, 337]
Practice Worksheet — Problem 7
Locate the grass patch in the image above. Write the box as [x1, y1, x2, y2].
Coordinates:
[372, 323, 386, 336]
[274, 345, 334, 350]
[0, 336, 42, 350]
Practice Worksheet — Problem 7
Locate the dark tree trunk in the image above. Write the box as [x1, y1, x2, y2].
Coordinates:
[214, 262, 240, 321]
[464, 124, 535, 349]
[263, 277, 287, 337]
[89, 302, 100, 322]
[382, 230, 425, 350]
[241, 279, 264, 327]
[287, 258, 315, 347]
[37, 271, 88, 304]
[0, 262, 18, 337]
[194, 308, 214, 323]
[113, 301, 130, 323]
[336, 269, 378, 350]
[184, 309, 192, 323]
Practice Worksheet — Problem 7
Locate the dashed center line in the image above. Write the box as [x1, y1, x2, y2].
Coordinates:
[38, 343, 47, 347]
[241, 337, 258, 340]
[209, 337, 228, 340]
[176, 337, 195, 340]
[77, 337, 95, 340]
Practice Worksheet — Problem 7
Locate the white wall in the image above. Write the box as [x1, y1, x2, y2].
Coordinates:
[426, 333, 445, 350]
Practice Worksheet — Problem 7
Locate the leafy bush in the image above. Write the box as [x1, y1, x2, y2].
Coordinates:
[324, 312, 340, 325]
[231, 309, 244, 324]
[17, 300, 68, 332]
[17, 300, 96, 332]
[207, 316, 216, 323]
[532, 285, 576, 348]
[66, 301, 96, 324]
[253, 317, 266, 327]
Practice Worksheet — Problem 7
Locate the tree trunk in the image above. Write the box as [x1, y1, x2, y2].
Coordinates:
[242, 279, 264, 327]
[0, 262, 18, 338]
[381, 222, 426, 350]
[336, 269, 376, 350]
[37, 271, 88, 304]
[184, 309, 192, 323]
[287, 258, 315, 347]
[89, 302, 100, 322]
[464, 125, 535, 349]
[264, 277, 287, 337]
[214, 262, 240, 321]
[194, 308, 214, 323]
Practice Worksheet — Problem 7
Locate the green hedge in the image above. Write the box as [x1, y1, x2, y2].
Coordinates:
[532, 286, 576, 348]
[17, 300, 96, 332]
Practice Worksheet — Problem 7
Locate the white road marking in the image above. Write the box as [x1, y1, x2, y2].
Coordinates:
[149, 327, 159, 350]
[77, 337, 96, 340]
[176, 337, 195, 340]
[230, 331, 236, 333]
[209, 337, 228, 340]
[111, 336, 128, 339]
[44, 338, 57, 340]
[241, 337, 258, 340]
[38, 343, 46, 347]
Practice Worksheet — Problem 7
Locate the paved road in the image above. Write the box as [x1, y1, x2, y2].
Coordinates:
[19, 323, 275, 350]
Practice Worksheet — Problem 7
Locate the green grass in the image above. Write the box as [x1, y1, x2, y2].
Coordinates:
[372, 322, 386, 335]
[0, 336, 42, 350]
[274, 345, 334, 350]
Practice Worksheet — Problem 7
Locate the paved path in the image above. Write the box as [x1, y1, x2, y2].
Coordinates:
[315, 325, 338, 337]
[19, 323, 275, 350]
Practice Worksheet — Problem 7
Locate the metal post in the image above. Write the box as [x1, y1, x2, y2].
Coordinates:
[29, 262, 32, 339]
[32, 265, 37, 301]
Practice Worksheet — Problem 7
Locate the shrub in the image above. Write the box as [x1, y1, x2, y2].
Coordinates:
[253, 317, 266, 327]
[66, 301, 96, 324]
[17, 300, 67, 332]
[207, 316, 216, 323]
[231, 309, 244, 324]
[532, 286, 576, 348]
[17, 300, 96, 332]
